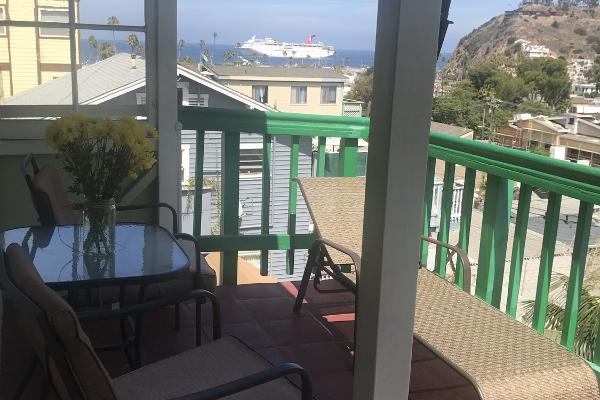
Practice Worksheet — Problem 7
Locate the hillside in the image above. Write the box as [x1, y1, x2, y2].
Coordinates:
[445, 4, 600, 77]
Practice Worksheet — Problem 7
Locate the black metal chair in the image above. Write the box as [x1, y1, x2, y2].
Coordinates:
[0, 244, 312, 400]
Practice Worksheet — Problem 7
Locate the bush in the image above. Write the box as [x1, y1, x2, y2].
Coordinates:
[574, 49, 584, 54]
[559, 47, 569, 54]
[594, 43, 600, 54]
[575, 28, 588, 36]
[587, 35, 600, 45]
[552, 20, 560, 28]
[507, 36, 517, 45]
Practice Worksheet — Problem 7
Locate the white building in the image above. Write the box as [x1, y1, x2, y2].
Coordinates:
[572, 83, 597, 96]
[516, 39, 551, 58]
[568, 59, 594, 84]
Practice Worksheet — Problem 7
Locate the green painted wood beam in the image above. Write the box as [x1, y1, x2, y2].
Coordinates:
[506, 184, 532, 318]
[193, 131, 205, 237]
[420, 157, 437, 265]
[475, 175, 511, 308]
[561, 201, 594, 350]
[435, 162, 455, 278]
[317, 137, 326, 177]
[339, 138, 359, 177]
[456, 167, 476, 289]
[260, 133, 272, 276]
[532, 192, 562, 334]
[287, 136, 300, 275]
[194, 233, 317, 252]
[220, 132, 241, 286]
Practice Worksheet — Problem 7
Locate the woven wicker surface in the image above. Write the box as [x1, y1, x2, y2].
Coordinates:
[297, 177, 366, 265]
[298, 176, 600, 399]
[415, 269, 600, 400]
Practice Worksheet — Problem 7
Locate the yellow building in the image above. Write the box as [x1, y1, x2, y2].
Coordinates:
[208, 65, 347, 116]
[0, 0, 78, 100]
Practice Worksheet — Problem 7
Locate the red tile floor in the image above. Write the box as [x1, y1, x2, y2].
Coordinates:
[88, 279, 480, 400]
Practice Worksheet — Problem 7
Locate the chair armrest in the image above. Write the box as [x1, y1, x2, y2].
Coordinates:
[116, 203, 179, 233]
[77, 289, 221, 340]
[175, 233, 202, 281]
[420, 236, 472, 293]
[170, 363, 312, 400]
[316, 238, 362, 272]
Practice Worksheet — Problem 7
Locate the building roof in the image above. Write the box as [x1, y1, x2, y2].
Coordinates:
[5, 53, 146, 105]
[430, 121, 473, 137]
[4, 54, 275, 111]
[208, 64, 347, 82]
[571, 96, 591, 105]
[560, 133, 600, 146]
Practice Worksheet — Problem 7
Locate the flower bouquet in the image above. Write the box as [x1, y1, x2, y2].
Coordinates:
[46, 113, 158, 263]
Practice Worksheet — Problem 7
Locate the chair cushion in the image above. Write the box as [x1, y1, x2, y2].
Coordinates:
[33, 165, 81, 225]
[5, 244, 117, 400]
[113, 336, 304, 399]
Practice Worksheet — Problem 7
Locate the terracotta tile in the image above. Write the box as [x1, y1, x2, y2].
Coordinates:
[311, 371, 355, 400]
[260, 317, 336, 346]
[278, 342, 354, 373]
[409, 384, 480, 400]
[218, 321, 273, 348]
[232, 283, 292, 300]
[411, 340, 438, 363]
[243, 297, 307, 321]
[410, 358, 470, 393]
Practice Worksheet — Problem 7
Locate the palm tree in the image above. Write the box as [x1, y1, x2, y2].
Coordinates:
[178, 39, 186, 60]
[106, 16, 120, 52]
[522, 273, 600, 361]
[223, 50, 235, 63]
[87, 35, 98, 64]
[212, 32, 218, 63]
[128, 34, 140, 56]
[99, 42, 115, 60]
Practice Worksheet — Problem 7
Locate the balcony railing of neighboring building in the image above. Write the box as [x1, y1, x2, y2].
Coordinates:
[179, 106, 600, 373]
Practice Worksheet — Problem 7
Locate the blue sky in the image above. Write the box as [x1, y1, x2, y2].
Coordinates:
[79, 0, 522, 52]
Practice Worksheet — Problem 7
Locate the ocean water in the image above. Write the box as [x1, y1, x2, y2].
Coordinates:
[81, 39, 451, 71]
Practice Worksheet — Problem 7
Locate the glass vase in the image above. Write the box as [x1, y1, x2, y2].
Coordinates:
[82, 198, 116, 258]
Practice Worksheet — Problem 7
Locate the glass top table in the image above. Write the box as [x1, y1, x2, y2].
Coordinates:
[0, 223, 190, 290]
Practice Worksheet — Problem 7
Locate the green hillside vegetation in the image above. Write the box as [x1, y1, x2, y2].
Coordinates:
[433, 56, 570, 136]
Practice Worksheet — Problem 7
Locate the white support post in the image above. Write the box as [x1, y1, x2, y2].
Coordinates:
[145, 0, 180, 226]
[353, 0, 442, 399]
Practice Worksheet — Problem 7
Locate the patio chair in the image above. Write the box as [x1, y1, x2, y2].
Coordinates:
[1, 244, 313, 400]
[22, 155, 216, 328]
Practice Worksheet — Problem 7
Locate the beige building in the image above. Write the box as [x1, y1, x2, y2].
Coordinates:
[207, 65, 347, 116]
[0, 0, 78, 100]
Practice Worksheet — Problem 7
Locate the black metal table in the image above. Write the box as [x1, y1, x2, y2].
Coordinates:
[0, 223, 190, 291]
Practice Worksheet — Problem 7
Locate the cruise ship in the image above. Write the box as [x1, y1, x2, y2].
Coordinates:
[240, 35, 335, 59]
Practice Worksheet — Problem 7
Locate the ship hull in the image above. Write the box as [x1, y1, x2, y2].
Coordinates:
[240, 42, 335, 59]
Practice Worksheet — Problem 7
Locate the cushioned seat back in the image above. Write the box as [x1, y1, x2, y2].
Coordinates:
[32, 165, 81, 225]
[3, 244, 117, 400]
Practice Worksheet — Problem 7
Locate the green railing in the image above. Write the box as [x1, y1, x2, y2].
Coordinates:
[179, 106, 600, 370]
[178, 106, 369, 285]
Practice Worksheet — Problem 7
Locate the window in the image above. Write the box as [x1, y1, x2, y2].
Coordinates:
[189, 93, 209, 107]
[0, 6, 6, 36]
[136, 93, 147, 105]
[39, 8, 69, 38]
[291, 86, 307, 104]
[252, 85, 268, 103]
[321, 86, 337, 104]
[239, 144, 263, 175]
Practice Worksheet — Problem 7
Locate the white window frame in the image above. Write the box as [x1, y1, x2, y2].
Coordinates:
[252, 85, 268, 104]
[290, 85, 307, 105]
[0, 6, 6, 36]
[320, 85, 337, 104]
[188, 93, 209, 107]
[38, 8, 69, 38]
[0, 0, 150, 144]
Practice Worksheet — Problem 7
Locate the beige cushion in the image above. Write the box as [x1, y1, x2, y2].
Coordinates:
[33, 165, 81, 225]
[5, 244, 117, 400]
[113, 336, 304, 399]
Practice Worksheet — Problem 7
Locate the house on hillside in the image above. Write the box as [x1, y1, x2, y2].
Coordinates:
[206, 64, 348, 116]
[4, 54, 313, 280]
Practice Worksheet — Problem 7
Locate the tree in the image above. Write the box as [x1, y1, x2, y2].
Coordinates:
[517, 58, 572, 111]
[212, 32, 218, 63]
[223, 50, 235, 63]
[178, 39, 186, 60]
[347, 69, 373, 116]
[517, 100, 554, 115]
[106, 16, 120, 51]
[586, 56, 600, 89]
[99, 42, 115, 60]
[87, 35, 98, 64]
[522, 273, 600, 362]
[128, 34, 140, 55]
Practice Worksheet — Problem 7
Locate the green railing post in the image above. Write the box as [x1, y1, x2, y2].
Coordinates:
[456, 167, 476, 289]
[339, 138, 359, 177]
[193, 131, 205, 237]
[532, 192, 562, 334]
[435, 162, 455, 278]
[420, 157, 437, 265]
[475, 175, 512, 307]
[317, 137, 326, 177]
[561, 201, 594, 350]
[287, 136, 300, 275]
[506, 184, 532, 318]
[220, 131, 241, 286]
[260, 134, 272, 276]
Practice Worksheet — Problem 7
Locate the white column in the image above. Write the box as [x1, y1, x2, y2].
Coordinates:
[145, 0, 180, 226]
[353, 0, 442, 399]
